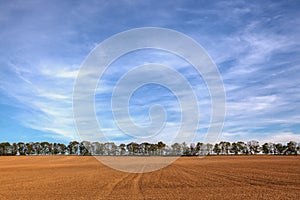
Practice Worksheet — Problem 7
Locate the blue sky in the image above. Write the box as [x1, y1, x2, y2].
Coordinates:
[0, 0, 300, 144]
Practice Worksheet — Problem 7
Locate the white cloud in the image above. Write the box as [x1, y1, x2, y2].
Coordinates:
[1, 0, 300, 144]
[260, 132, 300, 144]
[0, 61, 79, 141]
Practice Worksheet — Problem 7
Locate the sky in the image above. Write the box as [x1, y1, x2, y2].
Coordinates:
[0, 0, 300, 145]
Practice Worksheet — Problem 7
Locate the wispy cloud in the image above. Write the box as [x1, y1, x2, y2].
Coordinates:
[0, 0, 299, 144]
[0, 60, 79, 141]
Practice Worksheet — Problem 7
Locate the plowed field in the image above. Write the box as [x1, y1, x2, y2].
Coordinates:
[0, 156, 299, 199]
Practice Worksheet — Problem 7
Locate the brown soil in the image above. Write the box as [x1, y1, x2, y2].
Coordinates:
[0, 156, 299, 199]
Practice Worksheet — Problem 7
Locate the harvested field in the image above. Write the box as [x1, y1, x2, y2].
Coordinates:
[0, 156, 299, 199]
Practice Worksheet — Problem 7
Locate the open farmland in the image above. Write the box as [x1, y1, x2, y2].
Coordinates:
[0, 156, 299, 199]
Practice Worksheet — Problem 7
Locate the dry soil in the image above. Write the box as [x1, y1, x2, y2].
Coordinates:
[0, 156, 299, 199]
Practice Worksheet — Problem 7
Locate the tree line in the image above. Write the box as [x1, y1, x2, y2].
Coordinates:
[0, 140, 299, 156]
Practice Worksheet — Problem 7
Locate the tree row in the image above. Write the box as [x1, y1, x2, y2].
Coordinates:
[0, 140, 299, 156]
